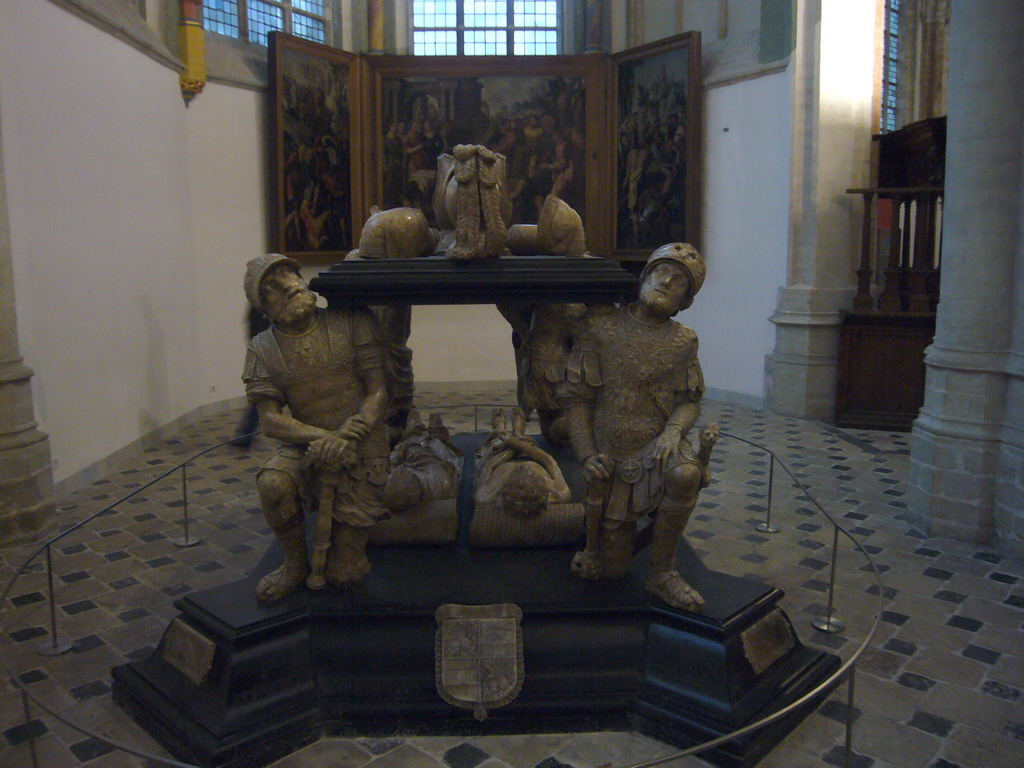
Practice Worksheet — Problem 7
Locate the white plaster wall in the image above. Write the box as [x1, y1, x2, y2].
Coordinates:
[0, 1, 202, 483]
[184, 82, 270, 404]
[408, 305, 517, 383]
[686, 72, 792, 403]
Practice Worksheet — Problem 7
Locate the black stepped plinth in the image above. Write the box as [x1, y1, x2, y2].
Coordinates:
[112, 434, 840, 768]
[309, 255, 639, 306]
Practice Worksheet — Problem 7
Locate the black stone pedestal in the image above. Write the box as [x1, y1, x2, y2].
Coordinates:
[112, 435, 840, 768]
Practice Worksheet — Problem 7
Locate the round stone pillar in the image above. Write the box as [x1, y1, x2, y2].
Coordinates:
[908, 0, 1024, 544]
[764, 0, 875, 419]
[0, 113, 55, 542]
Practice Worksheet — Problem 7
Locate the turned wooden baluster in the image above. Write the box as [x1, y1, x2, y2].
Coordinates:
[907, 191, 935, 313]
[853, 191, 875, 310]
[878, 193, 905, 312]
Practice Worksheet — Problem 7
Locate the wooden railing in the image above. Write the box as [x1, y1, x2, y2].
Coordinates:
[846, 186, 943, 313]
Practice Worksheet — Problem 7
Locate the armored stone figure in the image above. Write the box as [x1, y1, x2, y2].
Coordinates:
[242, 254, 390, 601]
[382, 411, 463, 513]
[559, 243, 719, 611]
[473, 408, 572, 518]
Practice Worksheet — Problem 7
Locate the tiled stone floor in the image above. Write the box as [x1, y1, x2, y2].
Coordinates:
[2, 385, 1022, 768]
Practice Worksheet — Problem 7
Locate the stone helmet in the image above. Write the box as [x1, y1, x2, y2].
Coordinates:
[244, 253, 302, 312]
[639, 242, 706, 310]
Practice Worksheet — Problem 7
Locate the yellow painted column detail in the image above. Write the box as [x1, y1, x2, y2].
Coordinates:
[179, 0, 207, 105]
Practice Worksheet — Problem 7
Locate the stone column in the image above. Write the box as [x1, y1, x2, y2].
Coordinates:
[908, 1, 1024, 545]
[0, 113, 55, 542]
[764, 0, 875, 419]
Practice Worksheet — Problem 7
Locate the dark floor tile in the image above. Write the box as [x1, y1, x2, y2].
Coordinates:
[819, 699, 862, 725]
[60, 543, 87, 555]
[139, 532, 166, 542]
[10, 591, 45, 607]
[880, 610, 909, 626]
[799, 557, 829, 572]
[688, 529, 714, 540]
[981, 680, 1020, 702]
[444, 742, 490, 768]
[802, 579, 829, 593]
[740, 552, 769, 564]
[930, 760, 963, 768]
[69, 736, 116, 762]
[104, 551, 131, 562]
[9, 626, 47, 643]
[973, 551, 1003, 564]
[883, 638, 917, 656]
[71, 634, 105, 653]
[110, 576, 140, 589]
[119, 607, 151, 622]
[923, 567, 953, 580]
[59, 570, 91, 583]
[195, 561, 225, 573]
[989, 572, 1019, 585]
[1005, 595, 1024, 609]
[162, 583, 192, 597]
[1003, 721, 1024, 742]
[897, 672, 937, 692]
[535, 758, 575, 768]
[2, 718, 48, 746]
[946, 615, 984, 632]
[907, 710, 954, 737]
[18, 669, 47, 684]
[865, 584, 897, 600]
[961, 644, 1001, 665]
[934, 589, 968, 604]
[70, 679, 112, 701]
[61, 599, 98, 615]
[823, 744, 873, 768]
[146, 556, 175, 568]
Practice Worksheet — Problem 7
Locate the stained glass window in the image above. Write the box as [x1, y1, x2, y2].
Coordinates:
[881, 0, 900, 132]
[412, 1, 560, 55]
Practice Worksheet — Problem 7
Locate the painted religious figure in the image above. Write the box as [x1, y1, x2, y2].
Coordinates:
[242, 254, 389, 601]
[558, 243, 719, 611]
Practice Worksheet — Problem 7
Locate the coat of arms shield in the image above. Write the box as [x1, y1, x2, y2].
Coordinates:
[435, 603, 524, 720]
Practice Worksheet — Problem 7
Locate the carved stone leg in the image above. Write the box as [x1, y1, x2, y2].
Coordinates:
[256, 518, 309, 602]
[325, 524, 372, 587]
[645, 495, 704, 611]
[256, 470, 309, 602]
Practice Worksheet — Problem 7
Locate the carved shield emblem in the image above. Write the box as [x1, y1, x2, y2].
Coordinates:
[435, 603, 524, 720]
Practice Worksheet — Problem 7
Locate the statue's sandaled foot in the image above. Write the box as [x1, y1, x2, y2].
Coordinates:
[325, 557, 371, 588]
[570, 549, 603, 580]
[645, 569, 705, 611]
[256, 564, 308, 602]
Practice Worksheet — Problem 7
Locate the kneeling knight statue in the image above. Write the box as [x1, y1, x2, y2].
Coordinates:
[242, 254, 390, 602]
[558, 243, 719, 611]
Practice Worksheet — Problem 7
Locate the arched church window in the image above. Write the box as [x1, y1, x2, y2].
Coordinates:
[411, 1, 560, 55]
[205, 0, 331, 46]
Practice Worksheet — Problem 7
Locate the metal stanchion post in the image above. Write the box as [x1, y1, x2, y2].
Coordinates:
[174, 463, 201, 548]
[21, 688, 39, 768]
[844, 663, 857, 768]
[812, 526, 846, 633]
[755, 454, 780, 533]
[36, 544, 73, 656]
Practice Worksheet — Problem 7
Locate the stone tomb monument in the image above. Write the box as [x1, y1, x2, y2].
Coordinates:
[113, 163, 839, 768]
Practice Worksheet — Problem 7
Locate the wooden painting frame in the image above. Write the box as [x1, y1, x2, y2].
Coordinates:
[269, 32, 364, 263]
[360, 55, 611, 253]
[611, 32, 702, 260]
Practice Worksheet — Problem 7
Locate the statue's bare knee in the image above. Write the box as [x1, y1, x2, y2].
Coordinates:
[257, 470, 302, 530]
[663, 463, 703, 507]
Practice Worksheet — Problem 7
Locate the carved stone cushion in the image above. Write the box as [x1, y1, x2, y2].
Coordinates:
[468, 501, 585, 548]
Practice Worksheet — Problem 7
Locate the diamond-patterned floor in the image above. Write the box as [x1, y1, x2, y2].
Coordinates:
[1, 384, 1022, 768]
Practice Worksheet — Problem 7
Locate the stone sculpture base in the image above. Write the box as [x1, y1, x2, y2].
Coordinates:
[112, 435, 840, 768]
